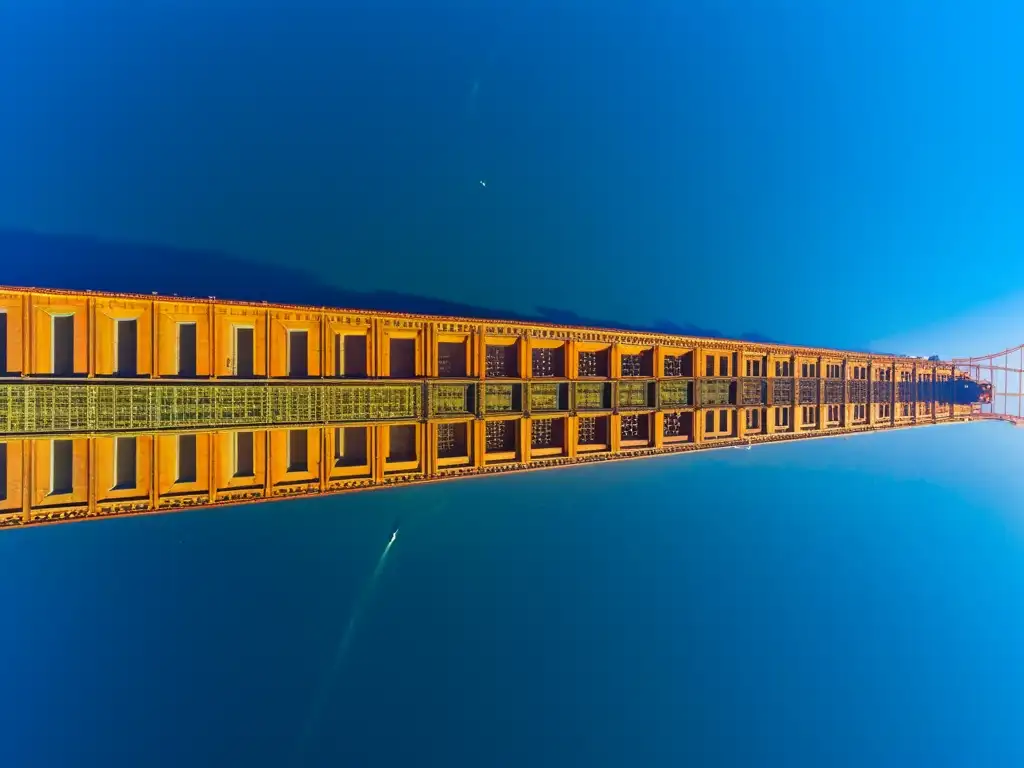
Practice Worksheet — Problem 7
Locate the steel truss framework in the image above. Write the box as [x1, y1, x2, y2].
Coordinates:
[954, 344, 1024, 426]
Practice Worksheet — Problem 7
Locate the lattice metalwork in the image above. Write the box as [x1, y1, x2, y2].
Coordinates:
[621, 354, 643, 377]
[620, 414, 646, 441]
[575, 382, 609, 410]
[485, 345, 516, 378]
[531, 418, 556, 448]
[798, 380, 819, 405]
[824, 381, 845, 405]
[701, 380, 734, 407]
[578, 351, 603, 377]
[436, 423, 461, 456]
[530, 383, 562, 412]
[483, 383, 517, 413]
[485, 420, 515, 452]
[741, 378, 766, 406]
[659, 380, 691, 408]
[663, 412, 685, 437]
[0, 384, 88, 434]
[848, 381, 868, 404]
[0, 382, 424, 435]
[532, 348, 561, 377]
[617, 382, 649, 409]
[772, 378, 793, 405]
[322, 384, 421, 423]
[871, 382, 893, 406]
[664, 355, 687, 377]
[91, 386, 156, 430]
[430, 384, 473, 417]
[268, 386, 318, 425]
[578, 416, 599, 444]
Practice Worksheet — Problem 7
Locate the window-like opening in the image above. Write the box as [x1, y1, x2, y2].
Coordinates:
[334, 426, 368, 467]
[621, 351, 652, 377]
[746, 409, 760, 429]
[705, 356, 715, 377]
[114, 437, 137, 489]
[234, 327, 255, 377]
[389, 338, 417, 378]
[663, 412, 688, 438]
[334, 333, 368, 377]
[620, 414, 649, 442]
[578, 416, 609, 446]
[0, 312, 7, 375]
[177, 434, 197, 483]
[177, 322, 197, 377]
[485, 421, 516, 453]
[718, 355, 729, 376]
[0, 442, 7, 500]
[388, 425, 417, 462]
[115, 319, 138, 376]
[719, 410, 728, 432]
[288, 330, 309, 377]
[577, 349, 609, 377]
[287, 429, 308, 472]
[438, 341, 467, 377]
[705, 411, 714, 433]
[776, 407, 790, 427]
[531, 418, 565, 449]
[234, 431, 255, 477]
[52, 315, 75, 375]
[329, 428, 366, 468]
[664, 354, 691, 377]
[51, 439, 74, 494]
[532, 347, 564, 377]
[486, 344, 518, 377]
[344, 334, 367, 376]
[437, 423, 469, 458]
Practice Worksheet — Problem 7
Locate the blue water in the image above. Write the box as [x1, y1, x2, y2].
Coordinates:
[3, 422, 1023, 767]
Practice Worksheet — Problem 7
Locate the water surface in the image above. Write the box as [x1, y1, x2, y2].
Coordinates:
[2, 421, 1023, 767]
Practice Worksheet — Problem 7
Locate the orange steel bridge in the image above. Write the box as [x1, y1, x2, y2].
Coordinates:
[954, 344, 1024, 426]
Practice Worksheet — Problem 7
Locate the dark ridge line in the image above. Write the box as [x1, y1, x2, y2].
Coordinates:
[0, 228, 905, 355]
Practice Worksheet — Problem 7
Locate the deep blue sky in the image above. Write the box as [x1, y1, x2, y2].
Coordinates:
[2, 1, 1022, 353]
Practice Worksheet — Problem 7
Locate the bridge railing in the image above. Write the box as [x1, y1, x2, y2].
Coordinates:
[953, 343, 1024, 422]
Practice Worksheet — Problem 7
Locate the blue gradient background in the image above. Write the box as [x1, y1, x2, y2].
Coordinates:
[1, 2, 1024, 766]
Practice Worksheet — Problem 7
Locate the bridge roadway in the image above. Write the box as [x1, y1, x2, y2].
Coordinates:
[0, 285, 989, 529]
